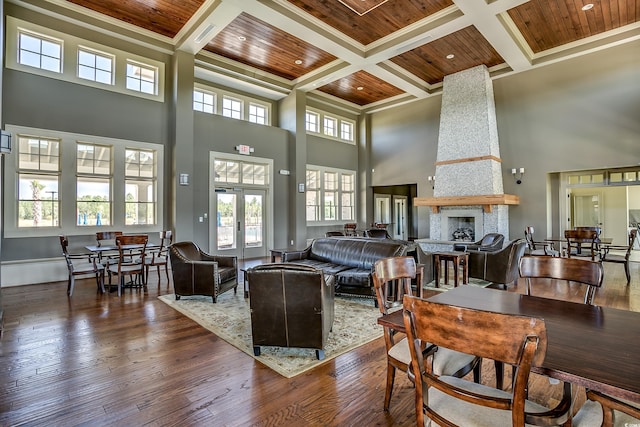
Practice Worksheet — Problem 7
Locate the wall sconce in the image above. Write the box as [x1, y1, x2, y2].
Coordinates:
[427, 175, 436, 189]
[0, 130, 12, 153]
[511, 168, 525, 184]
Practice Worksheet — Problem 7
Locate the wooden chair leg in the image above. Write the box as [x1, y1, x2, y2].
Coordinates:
[384, 362, 395, 411]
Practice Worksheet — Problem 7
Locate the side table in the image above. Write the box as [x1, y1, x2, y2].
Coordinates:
[434, 251, 469, 288]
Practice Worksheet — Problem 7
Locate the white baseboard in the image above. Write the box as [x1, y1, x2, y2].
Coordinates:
[2, 258, 68, 287]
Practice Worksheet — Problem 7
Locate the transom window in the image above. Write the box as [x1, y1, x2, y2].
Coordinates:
[222, 96, 242, 119]
[306, 165, 356, 223]
[78, 48, 113, 85]
[324, 116, 337, 137]
[194, 89, 215, 114]
[18, 31, 62, 73]
[7, 17, 165, 102]
[214, 160, 270, 185]
[306, 111, 319, 133]
[193, 84, 271, 125]
[341, 121, 353, 141]
[126, 61, 157, 95]
[306, 108, 356, 144]
[249, 103, 267, 125]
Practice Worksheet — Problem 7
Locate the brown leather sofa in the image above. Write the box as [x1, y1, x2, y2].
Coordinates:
[465, 238, 527, 287]
[169, 241, 238, 302]
[247, 263, 334, 360]
[281, 237, 408, 299]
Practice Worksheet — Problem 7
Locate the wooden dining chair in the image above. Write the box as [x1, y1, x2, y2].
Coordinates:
[519, 255, 604, 305]
[59, 235, 105, 296]
[145, 230, 173, 286]
[599, 228, 636, 284]
[573, 389, 640, 426]
[565, 228, 599, 260]
[343, 223, 357, 236]
[402, 295, 573, 427]
[106, 234, 148, 296]
[95, 231, 123, 266]
[524, 226, 559, 256]
[372, 256, 479, 411]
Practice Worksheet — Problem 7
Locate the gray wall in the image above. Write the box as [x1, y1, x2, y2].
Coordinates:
[370, 39, 640, 240]
[193, 114, 290, 250]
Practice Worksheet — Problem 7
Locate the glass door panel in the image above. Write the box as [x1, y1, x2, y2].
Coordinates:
[215, 189, 266, 258]
[216, 192, 237, 251]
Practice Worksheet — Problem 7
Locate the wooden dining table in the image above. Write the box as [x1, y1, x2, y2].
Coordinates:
[377, 286, 640, 403]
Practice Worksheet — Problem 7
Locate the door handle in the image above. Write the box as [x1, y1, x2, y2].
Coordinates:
[237, 221, 241, 232]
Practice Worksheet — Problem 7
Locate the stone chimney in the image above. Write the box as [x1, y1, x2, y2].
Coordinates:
[415, 65, 518, 241]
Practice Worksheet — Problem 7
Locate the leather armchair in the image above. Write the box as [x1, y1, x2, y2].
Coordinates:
[169, 241, 238, 303]
[414, 245, 435, 289]
[247, 263, 335, 360]
[453, 233, 504, 252]
[466, 239, 527, 287]
[363, 229, 391, 239]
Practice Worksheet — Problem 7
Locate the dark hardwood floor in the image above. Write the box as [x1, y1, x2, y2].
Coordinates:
[0, 257, 638, 426]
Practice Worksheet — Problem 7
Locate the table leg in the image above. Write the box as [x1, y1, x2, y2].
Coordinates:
[434, 255, 441, 288]
[452, 258, 459, 288]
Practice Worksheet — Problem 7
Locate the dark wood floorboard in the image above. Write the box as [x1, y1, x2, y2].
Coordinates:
[0, 257, 638, 426]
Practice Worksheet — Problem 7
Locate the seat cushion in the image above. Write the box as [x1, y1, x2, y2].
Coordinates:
[424, 375, 552, 427]
[218, 266, 237, 283]
[389, 339, 476, 378]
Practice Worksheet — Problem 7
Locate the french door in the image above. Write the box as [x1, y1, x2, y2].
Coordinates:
[392, 196, 407, 240]
[214, 188, 266, 259]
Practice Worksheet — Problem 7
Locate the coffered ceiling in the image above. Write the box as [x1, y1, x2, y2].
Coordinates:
[25, 0, 640, 111]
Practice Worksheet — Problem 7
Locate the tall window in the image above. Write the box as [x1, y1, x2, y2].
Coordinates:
[18, 31, 62, 73]
[194, 89, 215, 114]
[306, 166, 356, 223]
[77, 143, 112, 226]
[126, 61, 157, 95]
[77, 48, 113, 84]
[222, 96, 242, 119]
[249, 103, 267, 125]
[5, 126, 164, 237]
[125, 149, 156, 225]
[306, 111, 320, 133]
[324, 172, 338, 220]
[341, 173, 355, 220]
[306, 170, 321, 221]
[17, 137, 61, 228]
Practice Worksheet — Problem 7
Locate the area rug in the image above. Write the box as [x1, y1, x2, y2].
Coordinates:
[158, 292, 382, 378]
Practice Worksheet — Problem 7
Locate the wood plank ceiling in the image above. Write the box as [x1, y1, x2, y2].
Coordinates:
[44, 0, 640, 110]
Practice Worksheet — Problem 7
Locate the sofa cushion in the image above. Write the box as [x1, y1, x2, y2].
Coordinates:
[284, 259, 350, 275]
[335, 267, 372, 288]
[309, 238, 406, 269]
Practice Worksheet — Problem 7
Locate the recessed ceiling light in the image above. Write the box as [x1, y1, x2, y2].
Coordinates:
[356, 86, 364, 91]
[446, 54, 455, 59]
[238, 36, 246, 41]
[582, 3, 594, 10]
[294, 59, 303, 65]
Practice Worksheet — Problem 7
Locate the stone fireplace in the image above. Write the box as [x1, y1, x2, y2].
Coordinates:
[442, 208, 483, 241]
[414, 65, 518, 243]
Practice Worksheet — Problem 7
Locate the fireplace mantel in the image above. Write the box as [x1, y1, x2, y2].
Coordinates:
[414, 194, 520, 213]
